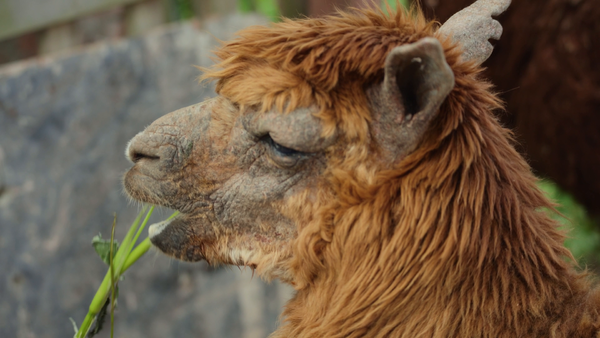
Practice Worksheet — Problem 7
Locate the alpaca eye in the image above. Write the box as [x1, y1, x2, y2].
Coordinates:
[265, 135, 301, 156]
[262, 135, 306, 168]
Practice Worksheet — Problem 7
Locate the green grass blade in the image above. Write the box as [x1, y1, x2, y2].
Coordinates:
[109, 214, 116, 338]
[122, 238, 152, 273]
[77, 206, 149, 338]
[122, 211, 179, 272]
[131, 205, 155, 250]
[77, 208, 177, 337]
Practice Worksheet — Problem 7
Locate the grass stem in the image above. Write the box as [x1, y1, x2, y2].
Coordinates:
[109, 214, 117, 338]
[76, 208, 179, 337]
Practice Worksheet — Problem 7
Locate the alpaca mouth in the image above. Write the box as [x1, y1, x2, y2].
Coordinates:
[124, 165, 203, 215]
[123, 167, 174, 208]
[146, 214, 212, 262]
[124, 163, 215, 263]
[148, 215, 261, 269]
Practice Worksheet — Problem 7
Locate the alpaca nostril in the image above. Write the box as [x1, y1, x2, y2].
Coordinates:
[131, 151, 160, 163]
[126, 136, 163, 164]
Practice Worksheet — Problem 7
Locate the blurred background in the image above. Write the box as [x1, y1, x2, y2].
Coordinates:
[0, 0, 598, 337]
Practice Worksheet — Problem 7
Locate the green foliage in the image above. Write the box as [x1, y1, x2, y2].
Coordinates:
[169, 0, 195, 21]
[236, 0, 411, 23]
[74, 207, 154, 338]
[238, 0, 253, 13]
[86, 299, 110, 338]
[239, 0, 280, 21]
[73, 208, 180, 337]
[90, 225, 120, 338]
[538, 180, 600, 262]
[92, 234, 120, 266]
[382, 0, 410, 12]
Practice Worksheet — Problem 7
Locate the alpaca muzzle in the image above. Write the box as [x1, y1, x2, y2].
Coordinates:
[123, 101, 213, 213]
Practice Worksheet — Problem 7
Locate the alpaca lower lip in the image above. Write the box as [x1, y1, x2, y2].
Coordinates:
[149, 218, 173, 239]
[148, 215, 209, 262]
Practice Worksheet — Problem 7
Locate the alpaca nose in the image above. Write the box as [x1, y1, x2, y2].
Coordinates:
[125, 100, 214, 169]
[126, 132, 163, 164]
[125, 126, 180, 169]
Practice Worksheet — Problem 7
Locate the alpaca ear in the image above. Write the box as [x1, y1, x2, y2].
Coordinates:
[370, 37, 454, 161]
[439, 0, 511, 64]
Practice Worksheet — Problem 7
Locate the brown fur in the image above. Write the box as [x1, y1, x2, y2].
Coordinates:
[198, 6, 600, 338]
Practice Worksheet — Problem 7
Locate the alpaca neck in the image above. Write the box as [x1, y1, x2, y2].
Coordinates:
[279, 209, 588, 338]
[277, 116, 589, 338]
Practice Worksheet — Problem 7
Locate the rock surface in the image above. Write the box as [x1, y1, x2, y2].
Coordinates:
[0, 13, 293, 338]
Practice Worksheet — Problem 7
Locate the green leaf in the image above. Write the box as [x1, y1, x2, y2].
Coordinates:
[92, 235, 120, 266]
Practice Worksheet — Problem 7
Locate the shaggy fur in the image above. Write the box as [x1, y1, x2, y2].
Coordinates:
[201, 6, 600, 338]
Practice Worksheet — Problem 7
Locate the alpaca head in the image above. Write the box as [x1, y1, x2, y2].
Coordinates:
[123, 0, 510, 282]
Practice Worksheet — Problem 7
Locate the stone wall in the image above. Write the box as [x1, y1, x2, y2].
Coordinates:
[0, 13, 293, 338]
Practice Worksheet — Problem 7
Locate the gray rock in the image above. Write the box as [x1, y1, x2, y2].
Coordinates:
[0, 13, 292, 338]
[0, 146, 5, 195]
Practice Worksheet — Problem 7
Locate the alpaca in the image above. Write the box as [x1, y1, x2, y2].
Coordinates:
[123, 1, 600, 336]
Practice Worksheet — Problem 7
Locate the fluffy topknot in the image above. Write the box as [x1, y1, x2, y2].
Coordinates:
[201, 6, 437, 140]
